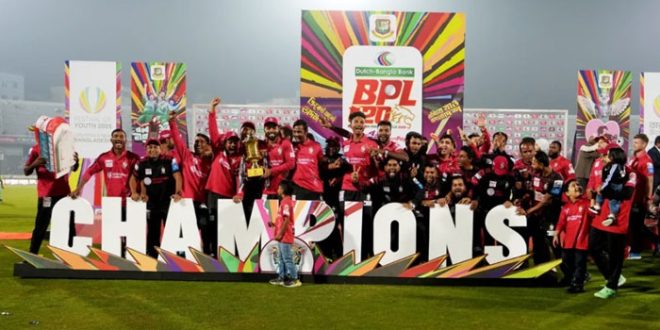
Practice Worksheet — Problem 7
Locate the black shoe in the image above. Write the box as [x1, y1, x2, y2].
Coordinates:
[566, 285, 584, 293]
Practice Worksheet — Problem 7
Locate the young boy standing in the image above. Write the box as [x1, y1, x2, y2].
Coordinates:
[269, 180, 301, 288]
[553, 180, 591, 293]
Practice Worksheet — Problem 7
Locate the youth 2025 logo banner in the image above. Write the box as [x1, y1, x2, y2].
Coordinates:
[8, 199, 560, 281]
[576, 70, 632, 152]
[130, 62, 187, 155]
[300, 11, 465, 150]
[65, 60, 121, 159]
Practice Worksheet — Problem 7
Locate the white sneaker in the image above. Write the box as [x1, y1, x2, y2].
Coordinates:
[618, 274, 626, 287]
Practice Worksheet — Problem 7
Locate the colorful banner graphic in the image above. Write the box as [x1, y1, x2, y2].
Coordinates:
[8, 198, 560, 281]
[576, 70, 632, 152]
[131, 62, 187, 155]
[463, 109, 569, 159]
[190, 104, 300, 144]
[300, 11, 465, 150]
[640, 72, 660, 138]
[66, 61, 120, 159]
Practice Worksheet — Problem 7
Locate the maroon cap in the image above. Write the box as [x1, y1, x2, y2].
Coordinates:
[264, 117, 279, 126]
[146, 138, 160, 146]
[159, 130, 171, 139]
[241, 121, 256, 130]
[224, 131, 239, 140]
[492, 155, 509, 176]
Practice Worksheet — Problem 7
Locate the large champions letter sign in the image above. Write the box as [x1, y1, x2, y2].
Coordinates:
[9, 199, 560, 283]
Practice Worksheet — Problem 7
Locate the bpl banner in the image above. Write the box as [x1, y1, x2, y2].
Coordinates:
[640, 72, 660, 138]
[8, 199, 560, 281]
[300, 11, 465, 150]
[66, 60, 121, 159]
[576, 70, 632, 152]
[131, 62, 187, 155]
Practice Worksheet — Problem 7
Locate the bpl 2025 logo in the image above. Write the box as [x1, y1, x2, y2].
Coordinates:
[349, 52, 417, 128]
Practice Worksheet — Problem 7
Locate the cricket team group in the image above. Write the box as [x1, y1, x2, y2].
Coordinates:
[23, 97, 660, 293]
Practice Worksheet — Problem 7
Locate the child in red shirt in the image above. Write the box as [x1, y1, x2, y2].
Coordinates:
[553, 179, 591, 293]
[269, 180, 301, 288]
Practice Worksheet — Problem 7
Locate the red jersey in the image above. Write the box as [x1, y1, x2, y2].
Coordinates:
[628, 151, 654, 204]
[275, 196, 295, 244]
[373, 139, 403, 177]
[292, 139, 324, 193]
[437, 153, 460, 175]
[513, 159, 533, 175]
[208, 111, 228, 153]
[26, 145, 71, 198]
[556, 198, 591, 250]
[169, 118, 212, 203]
[469, 127, 491, 159]
[592, 171, 637, 234]
[263, 138, 295, 195]
[341, 135, 379, 191]
[587, 157, 605, 193]
[206, 149, 242, 198]
[381, 140, 402, 153]
[82, 149, 140, 198]
[550, 155, 576, 182]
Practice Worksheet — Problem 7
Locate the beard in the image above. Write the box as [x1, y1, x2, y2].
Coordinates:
[266, 132, 278, 140]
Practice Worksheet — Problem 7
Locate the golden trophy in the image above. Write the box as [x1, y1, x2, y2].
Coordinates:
[244, 132, 265, 178]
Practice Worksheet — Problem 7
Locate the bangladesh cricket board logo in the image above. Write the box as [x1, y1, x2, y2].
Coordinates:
[79, 87, 107, 114]
[369, 14, 397, 42]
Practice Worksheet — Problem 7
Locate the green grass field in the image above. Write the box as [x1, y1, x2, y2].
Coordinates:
[0, 185, 658, 329]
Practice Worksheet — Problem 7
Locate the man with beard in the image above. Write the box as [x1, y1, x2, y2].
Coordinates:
[356, 157, 416, 259]
[521, 151, 564, 266]
[369, 120, 409, 168]
[72, 129, 140, 199]
[438, 174, 474, 264]
[403, 131, 426, 182]
[457, 146, 479, 198]
[627, 134, 655, 260]
[291, 119, 323, 200]
[233, 119, 268, 218]
[261, 117, 295, 199]
[168, 110, 215, 256]
[549, 140, 576, 182]
[472, 155, 516, 255]
[437, 175, 472, 215]
[319, 136, 351, 260]
[513, 138, 536, 211]
[414, 164, 442, 209]
[130, 139, 182, 258]
[412, 163, 442, 264]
